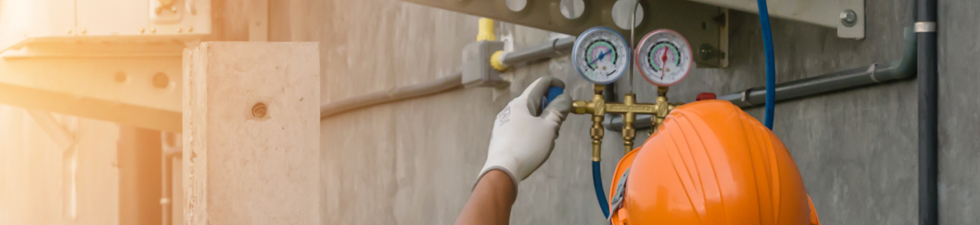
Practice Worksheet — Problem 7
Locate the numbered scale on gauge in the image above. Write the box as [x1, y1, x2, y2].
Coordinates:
[572, 27, 631, 84]
[635, 29, 693, 87]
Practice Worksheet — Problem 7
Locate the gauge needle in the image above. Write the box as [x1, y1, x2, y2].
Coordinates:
[660, 50, 668, 79]
[589, 50, 612, 66]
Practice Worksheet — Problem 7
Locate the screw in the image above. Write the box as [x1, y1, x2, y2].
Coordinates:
[188, 27, 194, 32]
[67, 29, 72, 35]
[140, 28, 146, 34]
[840, 9, 857, 27]
[252, 103, 268, 118]
[80, 29, 87, 35]
[698, 44, 716, 62]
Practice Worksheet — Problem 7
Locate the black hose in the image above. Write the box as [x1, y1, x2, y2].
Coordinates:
[916, 0, 938, 223]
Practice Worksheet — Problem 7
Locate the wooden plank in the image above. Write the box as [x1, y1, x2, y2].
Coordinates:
[182, 42, 319, 224]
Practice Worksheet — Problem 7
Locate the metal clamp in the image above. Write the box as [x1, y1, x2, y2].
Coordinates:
[867, 63, 880, 83]
[741, 88, 754, 107]
[551, 38, 563, 56]
[915, 22, 937, 33]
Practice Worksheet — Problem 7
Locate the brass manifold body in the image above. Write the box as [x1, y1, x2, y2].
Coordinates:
[571, 84, 682, 161]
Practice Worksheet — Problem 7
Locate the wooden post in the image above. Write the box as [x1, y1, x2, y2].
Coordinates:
[182, 42, 320, 224]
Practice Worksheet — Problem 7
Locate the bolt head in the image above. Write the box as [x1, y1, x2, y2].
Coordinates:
[840, 9, 857, 27]
[698, 44, 716, 61]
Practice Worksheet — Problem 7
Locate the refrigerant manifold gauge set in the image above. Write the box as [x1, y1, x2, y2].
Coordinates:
[572, 27, 693, 87]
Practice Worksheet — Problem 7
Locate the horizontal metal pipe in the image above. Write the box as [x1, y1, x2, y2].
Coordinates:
[320, 72, 463, 119]
[320, 36, 576, 119]
[607, 28, 917, 131]
[501, 37, 575, 66]
[720, 28, 917, 108]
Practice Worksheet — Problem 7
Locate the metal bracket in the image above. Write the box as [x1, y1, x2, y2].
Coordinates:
[0, 0, 215, 132]
[915, 22, 937, 33]
[682, 0, 864, 39]
[26, 109, 76, 150]
[399, 0, 729, 68]
[0, 45, 183, 132]
[838, 0, 865, 39]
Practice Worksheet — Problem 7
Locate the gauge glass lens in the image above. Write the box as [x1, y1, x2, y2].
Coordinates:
[572, 27, 630, 84]
[636, 29, 693, 86]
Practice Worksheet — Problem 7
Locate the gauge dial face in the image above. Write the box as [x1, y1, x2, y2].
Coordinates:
[636, 29, 693, 87]
[572, 27, 630, 84]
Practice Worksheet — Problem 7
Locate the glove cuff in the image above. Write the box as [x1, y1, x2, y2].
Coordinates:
[474, 157, 520, 192]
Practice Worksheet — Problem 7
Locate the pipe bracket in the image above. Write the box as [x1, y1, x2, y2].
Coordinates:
[915, 22, 937, 33]
[868, 63, 880, 83]
[741, 88, 755, 106]
[551, 38, 562, 56]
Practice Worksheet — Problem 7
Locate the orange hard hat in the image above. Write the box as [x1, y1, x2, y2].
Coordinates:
[608, 100, 820, 225]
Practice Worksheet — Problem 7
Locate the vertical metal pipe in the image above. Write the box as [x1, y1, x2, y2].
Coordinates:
[916, 0, 938, 223]
[161, 155, 173, 225]
[118, 126, 163, 225]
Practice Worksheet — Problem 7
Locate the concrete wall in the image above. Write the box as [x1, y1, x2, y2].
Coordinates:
[1, 0, 974, 224]
[270, 0, 980, 224]
[294, 0, 980, 224]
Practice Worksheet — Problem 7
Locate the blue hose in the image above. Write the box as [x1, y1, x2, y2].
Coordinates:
[592, 161, 610, 218]
[756, 0, 776, 129]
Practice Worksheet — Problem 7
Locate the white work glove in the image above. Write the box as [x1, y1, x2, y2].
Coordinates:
[477, 76, 572, 189]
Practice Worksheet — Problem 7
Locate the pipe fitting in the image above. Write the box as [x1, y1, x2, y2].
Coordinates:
[490, 50, 508, 71]
[573, 84, 680, 157]
[476, 18, 496, 41]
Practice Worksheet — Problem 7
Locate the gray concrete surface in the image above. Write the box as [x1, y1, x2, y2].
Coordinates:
[272, 0, 979, 224]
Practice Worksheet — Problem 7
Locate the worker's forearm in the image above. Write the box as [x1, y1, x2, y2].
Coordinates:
[455, 170, 516, 225]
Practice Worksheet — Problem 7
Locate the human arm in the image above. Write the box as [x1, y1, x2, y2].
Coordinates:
[454, 76, 572, 225]
[454, 170, 516, 225]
